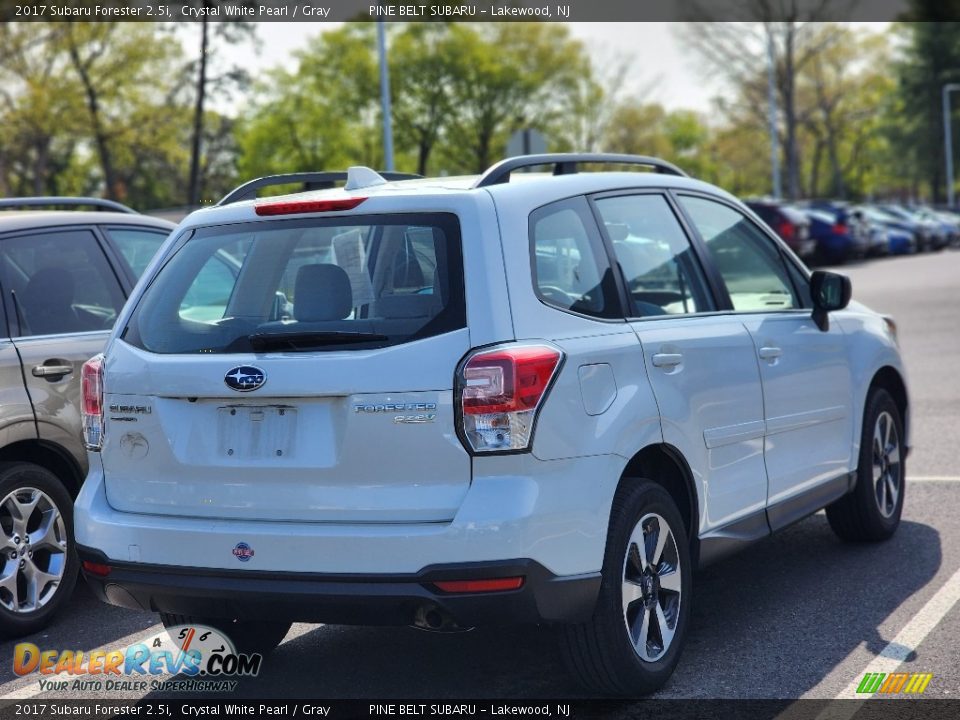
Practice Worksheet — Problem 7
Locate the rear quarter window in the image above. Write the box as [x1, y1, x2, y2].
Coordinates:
[529, 196, 620, 319]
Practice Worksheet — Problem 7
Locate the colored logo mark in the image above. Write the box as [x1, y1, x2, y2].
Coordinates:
[856, 672, 933, 695]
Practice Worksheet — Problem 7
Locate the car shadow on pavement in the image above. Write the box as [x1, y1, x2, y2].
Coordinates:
[660, 514, 941, 699]
[141, 513, 941, 701]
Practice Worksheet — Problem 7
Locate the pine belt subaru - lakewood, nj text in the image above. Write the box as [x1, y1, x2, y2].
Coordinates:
[74, 155, 909, 695]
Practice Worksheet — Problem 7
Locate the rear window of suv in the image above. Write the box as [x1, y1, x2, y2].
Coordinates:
[122, 213, 465, 354]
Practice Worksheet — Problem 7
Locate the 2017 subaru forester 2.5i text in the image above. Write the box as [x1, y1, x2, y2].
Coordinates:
[74, 156, 909, 695]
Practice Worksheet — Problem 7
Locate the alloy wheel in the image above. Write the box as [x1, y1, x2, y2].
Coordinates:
[873, 410, 902, 518]
[621, 512, 682, 662]
[0, 487, 68, 613]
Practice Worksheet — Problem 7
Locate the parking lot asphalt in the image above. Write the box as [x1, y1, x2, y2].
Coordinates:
[0, 248, 957, 703]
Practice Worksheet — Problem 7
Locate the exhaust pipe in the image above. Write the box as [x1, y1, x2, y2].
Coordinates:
[411, 604, 473, 633]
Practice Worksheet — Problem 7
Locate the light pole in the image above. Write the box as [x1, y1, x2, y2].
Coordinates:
[377, 21, 395, 172]
[944, 83, 960, 208]
[766, 31, 781, 199]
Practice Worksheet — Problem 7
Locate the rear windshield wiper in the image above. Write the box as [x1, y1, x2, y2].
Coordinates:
[247, 330, 389, 352]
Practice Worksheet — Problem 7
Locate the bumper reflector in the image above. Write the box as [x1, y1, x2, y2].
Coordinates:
[82, 561, 112, 577]
[433, 576, 524, 594]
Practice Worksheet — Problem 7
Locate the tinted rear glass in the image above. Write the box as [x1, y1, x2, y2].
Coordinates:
[122, 213, 465, 354]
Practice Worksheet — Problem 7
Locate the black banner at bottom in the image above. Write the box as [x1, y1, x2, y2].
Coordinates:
[2, 700, 960, 720]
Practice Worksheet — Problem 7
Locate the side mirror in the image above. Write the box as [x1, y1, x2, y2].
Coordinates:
[810, 270, 852, 331]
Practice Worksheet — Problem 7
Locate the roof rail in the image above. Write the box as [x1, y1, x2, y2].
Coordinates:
[0, 197, 137, 214]
[218, 170, 423, 206]
[474, 153, 688, 188]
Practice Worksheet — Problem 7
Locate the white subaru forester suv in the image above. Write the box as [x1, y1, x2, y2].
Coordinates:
[75, 155, 908, 695]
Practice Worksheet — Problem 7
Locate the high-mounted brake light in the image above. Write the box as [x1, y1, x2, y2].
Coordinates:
[457, 344, 563, 453]
[254, 197, 367, 216]
[81, 354, 104, 451]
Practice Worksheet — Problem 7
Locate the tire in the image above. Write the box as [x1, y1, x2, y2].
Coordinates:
[159, 613, 291, 656]
[827, 388, 905, 542]
[560, 480, 691, 696]
[0, 462, 78, 638]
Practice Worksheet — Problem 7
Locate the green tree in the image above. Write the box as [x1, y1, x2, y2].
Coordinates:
[237, 23, 599, 179]
[796, 27, 895, 198]
[550, 58, 635, 154]
[0, 24, 83, 196]
[602, 102, 714, 180]
[178, 2, 256, 206]
[388, 23, 461, 176]
[61, 22, 188, 204]
[236, 25, 380, 182]
[710, 121, 772, 197]
[603, 102, 671, 158]
[680, 17, 847, 199]
[894, 4, 960, 202]
[438, 23, 592, 173]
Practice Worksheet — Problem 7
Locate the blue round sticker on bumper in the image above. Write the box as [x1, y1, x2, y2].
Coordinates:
[232, 542, 255, 562]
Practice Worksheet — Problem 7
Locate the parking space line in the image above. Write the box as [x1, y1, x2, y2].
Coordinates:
[835, 563, 960, 697]
[805, 563, 960, 720]
[785, 565, 960, 720]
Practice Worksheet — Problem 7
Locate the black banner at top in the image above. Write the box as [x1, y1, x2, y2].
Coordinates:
[0, 0, 953, 23]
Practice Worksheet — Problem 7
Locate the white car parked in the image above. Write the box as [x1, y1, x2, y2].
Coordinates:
[75, 155, 909, 694]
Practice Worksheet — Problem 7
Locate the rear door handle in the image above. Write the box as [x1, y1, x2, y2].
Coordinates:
[32, 364, 73, 378]
[651, 353, 683, 368]
[758, 346, 782, 361]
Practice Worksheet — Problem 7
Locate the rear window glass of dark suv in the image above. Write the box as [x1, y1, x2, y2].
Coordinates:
[122, 213, 465, 354]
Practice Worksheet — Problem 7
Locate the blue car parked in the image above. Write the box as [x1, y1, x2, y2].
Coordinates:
[857, 206, 916, 255]
[802, 209, 867, 264]
[886, 228, 915, 255]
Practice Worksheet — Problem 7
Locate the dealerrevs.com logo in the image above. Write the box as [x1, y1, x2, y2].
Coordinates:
[13, 624, 262, 693]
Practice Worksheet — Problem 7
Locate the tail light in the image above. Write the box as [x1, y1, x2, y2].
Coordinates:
[81, 354, 105, 450]
[457, 344, 563, 453]
[833, 223, 848, 235]
[777, 221, 795, 241]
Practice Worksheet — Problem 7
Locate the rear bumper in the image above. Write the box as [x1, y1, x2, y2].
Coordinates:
[75, 452, 621, 627]
[77, 548, 600, 626]
[75, 453, 622, 578]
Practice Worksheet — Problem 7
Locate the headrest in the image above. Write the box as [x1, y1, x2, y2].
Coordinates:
[294, 264, 353, 321]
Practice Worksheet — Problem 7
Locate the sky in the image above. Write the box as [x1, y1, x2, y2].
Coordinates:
[220, 22, 891, 115]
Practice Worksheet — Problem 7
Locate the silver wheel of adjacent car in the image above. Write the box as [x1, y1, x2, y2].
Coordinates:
[0, 487, 68, 613]
[622, 512, 682, 663]
[872, 410, 901, 519]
